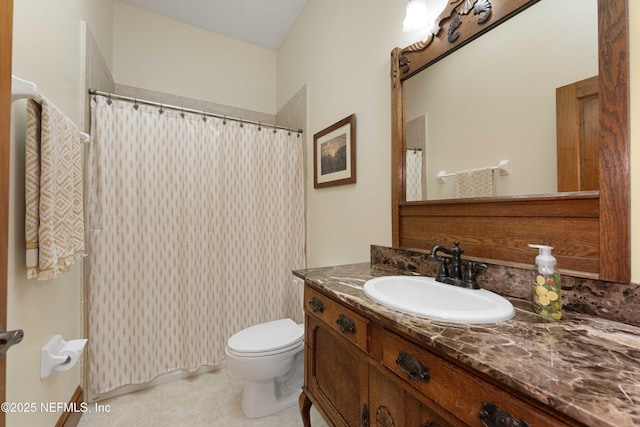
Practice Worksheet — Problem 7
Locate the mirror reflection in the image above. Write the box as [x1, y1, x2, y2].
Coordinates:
[405, 0, 597, 201]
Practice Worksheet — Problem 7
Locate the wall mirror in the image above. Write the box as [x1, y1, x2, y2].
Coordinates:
[391, 0, 629, 282]
[405, 0, 598, 201]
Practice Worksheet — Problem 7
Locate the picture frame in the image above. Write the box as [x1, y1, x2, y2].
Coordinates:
[313, 114, 356, 188]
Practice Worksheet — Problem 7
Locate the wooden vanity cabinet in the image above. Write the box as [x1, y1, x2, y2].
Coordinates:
[300, 284, 582, 427]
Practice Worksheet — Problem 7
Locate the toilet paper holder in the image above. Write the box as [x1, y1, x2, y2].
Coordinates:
[41, 335, 87, 379]
[0, 327, 24, 357]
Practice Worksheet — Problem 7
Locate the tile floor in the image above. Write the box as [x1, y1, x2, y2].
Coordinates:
[78, 368, 328, 427]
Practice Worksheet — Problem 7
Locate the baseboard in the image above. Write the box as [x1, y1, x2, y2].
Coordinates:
[55, 385, 83, 427]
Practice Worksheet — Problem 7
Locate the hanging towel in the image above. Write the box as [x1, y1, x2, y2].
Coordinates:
[455, 167, 495, 198]
[25, 94, 85, 280]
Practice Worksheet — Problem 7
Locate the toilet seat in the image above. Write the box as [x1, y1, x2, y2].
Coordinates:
[227, 318, 304, 358]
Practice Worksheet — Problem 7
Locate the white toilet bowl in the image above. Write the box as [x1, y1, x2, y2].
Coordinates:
[225, 318, 304, 418]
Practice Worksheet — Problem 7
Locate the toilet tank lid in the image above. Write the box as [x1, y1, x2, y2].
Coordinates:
[227, 318, 303, 354]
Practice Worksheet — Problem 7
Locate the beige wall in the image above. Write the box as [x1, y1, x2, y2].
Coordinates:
[277, 0, 412, 268]
[9, 1, 112, 426]
[112, 1, 277, 115]
[5, 4, 639, 426]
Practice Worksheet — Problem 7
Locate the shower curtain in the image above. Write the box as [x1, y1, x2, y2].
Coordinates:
[87, 95, 304, 396]
[406, 149, 423, 201]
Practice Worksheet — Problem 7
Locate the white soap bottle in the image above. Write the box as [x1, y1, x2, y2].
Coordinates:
[529, 244, 562, 320]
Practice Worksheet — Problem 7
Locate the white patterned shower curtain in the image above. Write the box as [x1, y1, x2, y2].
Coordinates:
[406, 149, 423, 201]
[87, 95, 304, 396]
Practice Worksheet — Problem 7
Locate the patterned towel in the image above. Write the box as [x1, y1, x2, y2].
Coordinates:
[25, 94, 85, 280]
[455, 167, 495, 198]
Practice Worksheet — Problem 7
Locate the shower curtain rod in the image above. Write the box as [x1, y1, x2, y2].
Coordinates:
[88, 89, 303, 134]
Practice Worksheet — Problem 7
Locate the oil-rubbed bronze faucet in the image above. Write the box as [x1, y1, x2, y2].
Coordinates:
[428, 242, 487, 289]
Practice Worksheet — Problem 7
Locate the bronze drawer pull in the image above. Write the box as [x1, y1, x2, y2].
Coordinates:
[309, 297, 324, 313]
[336, 314, 356, 334]
[361, 404, 369, 427]
[479, 402, 530, 427]
[396, 351, 430, 383]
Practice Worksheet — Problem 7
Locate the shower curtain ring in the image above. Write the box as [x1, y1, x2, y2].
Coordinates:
[180, 108, 185, 118]
[240, 119, 244, 128]
[202, 111, 207, 122]
[223, 115, 227, 125]
[107, 93, 112, 105]
[288, 127, 292, 136]
[273, 124, 277, 134]
[258, 122, 262, 131]
[159, 103, 164, 114]
[133, 98, 139, 110]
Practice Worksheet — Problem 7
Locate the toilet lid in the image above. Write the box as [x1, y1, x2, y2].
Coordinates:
[227, 318, 304, 354]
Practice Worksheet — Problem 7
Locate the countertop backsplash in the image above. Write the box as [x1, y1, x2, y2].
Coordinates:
[371, 245, 640, 328]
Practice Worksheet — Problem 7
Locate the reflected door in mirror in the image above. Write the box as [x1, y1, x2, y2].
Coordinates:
[556, 75, 599, 192]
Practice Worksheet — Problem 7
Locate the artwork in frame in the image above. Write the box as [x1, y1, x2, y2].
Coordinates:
[313, 114, 356, 188]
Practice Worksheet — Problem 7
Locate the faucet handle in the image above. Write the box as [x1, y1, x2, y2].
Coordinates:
[450, 241, 463, 256]
[463, 261, 488, 289]
[433, 257, 449, 282]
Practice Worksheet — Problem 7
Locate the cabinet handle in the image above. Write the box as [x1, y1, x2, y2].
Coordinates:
[396, 351, 430, 383]
[336, 314, 356, 334]
[308, 297, 324, 313]
[478, 402, 530, 427]
[361, 403, 369, 427]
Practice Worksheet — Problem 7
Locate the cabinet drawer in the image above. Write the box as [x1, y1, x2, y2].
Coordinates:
[304, 286, 369, 353]
[383, 331, 575, 427]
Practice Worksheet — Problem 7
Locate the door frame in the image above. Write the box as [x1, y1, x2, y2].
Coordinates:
[0, 1, 13, 426]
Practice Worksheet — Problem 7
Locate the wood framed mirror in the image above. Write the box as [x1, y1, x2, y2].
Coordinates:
[391, 0, 629, 282]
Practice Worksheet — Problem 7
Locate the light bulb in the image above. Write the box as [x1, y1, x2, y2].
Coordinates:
[402, 0, 430, 34]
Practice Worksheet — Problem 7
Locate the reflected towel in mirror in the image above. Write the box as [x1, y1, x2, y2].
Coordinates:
[454, 167, 494, 198]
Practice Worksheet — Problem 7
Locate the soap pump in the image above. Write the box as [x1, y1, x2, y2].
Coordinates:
[529, 244, 562, 320]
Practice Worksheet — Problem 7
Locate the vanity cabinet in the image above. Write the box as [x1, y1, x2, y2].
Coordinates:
[300, 283, 583, 427]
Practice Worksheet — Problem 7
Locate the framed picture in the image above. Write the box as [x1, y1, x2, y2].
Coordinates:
[313, 114, 356, 188]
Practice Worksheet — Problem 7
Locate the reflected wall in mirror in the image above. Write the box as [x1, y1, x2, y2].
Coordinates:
[405, 0, 598, 201]
[390, 0, 629, 283]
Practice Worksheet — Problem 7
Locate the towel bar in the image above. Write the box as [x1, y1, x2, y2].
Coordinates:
[11, 75, 37, 102]
[12, 75, 91, 143]
[437, 160, 509, 183]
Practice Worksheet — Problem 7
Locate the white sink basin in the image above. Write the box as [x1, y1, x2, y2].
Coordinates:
[363, 276, 514, 324]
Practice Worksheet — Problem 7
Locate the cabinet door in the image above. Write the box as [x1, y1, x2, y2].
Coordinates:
[370, 367, 463, 427]
[306, 315, 368, 426]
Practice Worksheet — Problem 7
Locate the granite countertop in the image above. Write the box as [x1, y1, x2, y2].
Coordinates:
[294, 262, 640, 427]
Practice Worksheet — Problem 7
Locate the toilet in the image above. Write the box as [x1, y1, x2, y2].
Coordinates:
[225, 318, 305, 418]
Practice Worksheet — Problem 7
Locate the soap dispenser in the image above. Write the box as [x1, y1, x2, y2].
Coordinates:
[529, 244, 562, 320]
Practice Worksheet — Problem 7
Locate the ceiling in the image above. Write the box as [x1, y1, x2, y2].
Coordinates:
[119, 0, 308, 51]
